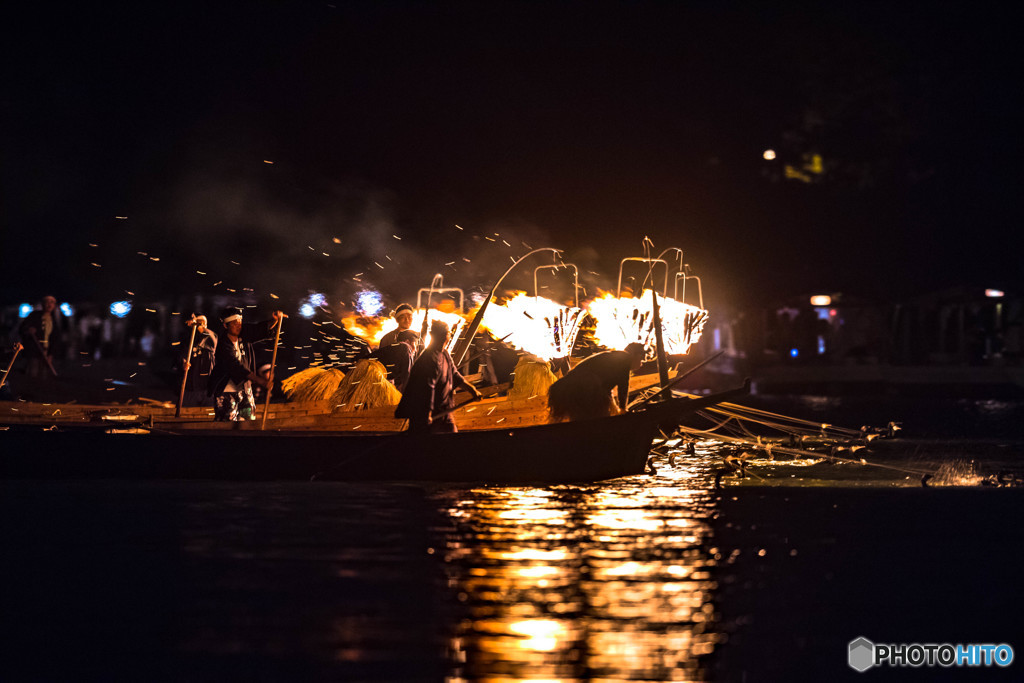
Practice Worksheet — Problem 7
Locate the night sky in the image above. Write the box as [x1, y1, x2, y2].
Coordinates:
[3, 1, 1020, 311]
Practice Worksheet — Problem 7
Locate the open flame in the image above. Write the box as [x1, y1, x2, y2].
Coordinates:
[586, 289, 708, 357]
[343, 309, 468, 353]
[480, 292, 586, 361]
[340, 290, 708, 360]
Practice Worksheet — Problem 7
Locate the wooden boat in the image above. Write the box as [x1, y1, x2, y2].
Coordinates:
[0, 386, 745, 484]
[0, 369, 675, 433]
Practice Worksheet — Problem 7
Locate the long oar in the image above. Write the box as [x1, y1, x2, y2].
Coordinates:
[175, 315, 199, 418]
[0, 343, 23, 391]
[260, 313, 287, 430]
[628, 349, 725, 410]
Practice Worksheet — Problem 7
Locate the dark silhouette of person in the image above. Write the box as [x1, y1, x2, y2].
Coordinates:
[395, 319, 481, 433]
[19, 295, 63, 378]
[180, 315, 217, 407]
[374, 328, 418, 392]
[547, 342, 646, 421]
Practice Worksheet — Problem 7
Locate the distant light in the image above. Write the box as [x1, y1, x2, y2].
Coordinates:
[110, 301, 132, 318]
[299, 303, 316, 319]
[790, 348, 799, 358]
[985, 289, 1005, 298]
[60, 303, 74, 317]
[810, 295, 831, 306]
[817, 335, 826, 355]
[308, 292, 326, 307]
[18, 303, 33, 318]
[356, 290, 384, 317]
[763, 149, 776, 161]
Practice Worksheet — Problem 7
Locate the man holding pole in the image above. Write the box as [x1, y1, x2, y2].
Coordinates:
[178, 315, 217, 410]
[208, 307, 282, 422]
[395, 319, 481, 434]
[19, 295, 62, 378]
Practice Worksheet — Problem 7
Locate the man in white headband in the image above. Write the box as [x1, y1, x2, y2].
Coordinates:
[208, 306, 283, 421]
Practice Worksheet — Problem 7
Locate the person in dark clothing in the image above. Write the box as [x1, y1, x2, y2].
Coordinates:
[208, 306, 281, 421]
[394, 319, 481, 434]
[377, 303, 415, 350]
[373, 328, 418, 393]
[547, 342, 645, 422]
[180, 315, 217, 407]
[18, 295, 63, 378]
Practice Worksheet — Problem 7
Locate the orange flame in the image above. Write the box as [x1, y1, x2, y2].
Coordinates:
[342, 309, 467, 352]
[480, 292, 586, 361]
[586, 289, 708, 356]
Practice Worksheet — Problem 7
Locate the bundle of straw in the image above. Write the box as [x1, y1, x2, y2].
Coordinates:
[508, 355, 557, 401]
[331, 358, 402, 411]
[288, 368, 347, 402]
[280, 366, 328, 398]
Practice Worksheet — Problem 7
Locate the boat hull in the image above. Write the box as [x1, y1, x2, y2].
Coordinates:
[1, 388, 745, 483]
[1, 411, 653, 483]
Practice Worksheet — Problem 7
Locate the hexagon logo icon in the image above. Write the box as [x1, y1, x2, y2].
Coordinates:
[848, 637, 875, 672]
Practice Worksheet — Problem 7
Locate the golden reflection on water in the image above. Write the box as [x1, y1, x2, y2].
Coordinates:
[442, 461, 720, 682]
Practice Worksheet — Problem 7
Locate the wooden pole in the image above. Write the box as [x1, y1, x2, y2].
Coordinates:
[0, 343, 23, 391]
[29, 336, 58, 377]
[260, 314, 286, 430]
[651, 287, 670, 388]
[452, 247, 562, 366]
[175, 317, 199, 418]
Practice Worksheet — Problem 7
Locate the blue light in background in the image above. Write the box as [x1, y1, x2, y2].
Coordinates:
[790, 347, 799, 358]
[299, 303, 316, 319]
[356, 290, 384, 316]
[18, 304, 33, 318]
[110, 301, 132, 318]
[308, 292, 326, 307]
[60, 302, 74, 317]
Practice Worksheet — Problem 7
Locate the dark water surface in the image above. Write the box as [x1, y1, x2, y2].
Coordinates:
[2, 398, 1022, 681]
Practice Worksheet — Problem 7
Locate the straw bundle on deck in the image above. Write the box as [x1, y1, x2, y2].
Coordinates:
[280, 366, 329, 398]
[508, 355, 558, 401]
[331, 358, 402, 411]
[287, 368, 347, 402]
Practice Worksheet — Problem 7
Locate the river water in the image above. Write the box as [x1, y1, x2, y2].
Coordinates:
[1, 397, 1022, 681]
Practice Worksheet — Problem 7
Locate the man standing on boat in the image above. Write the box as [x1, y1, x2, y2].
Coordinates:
[208, 307, 281, 421]
[395, 319, 481, 434]
[373, 328, 418, 393]
[377, 303, 415, 350]
[547, 342, 646, 421]
[180, 315, 217, 407]
[18, 295, 63, 378]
